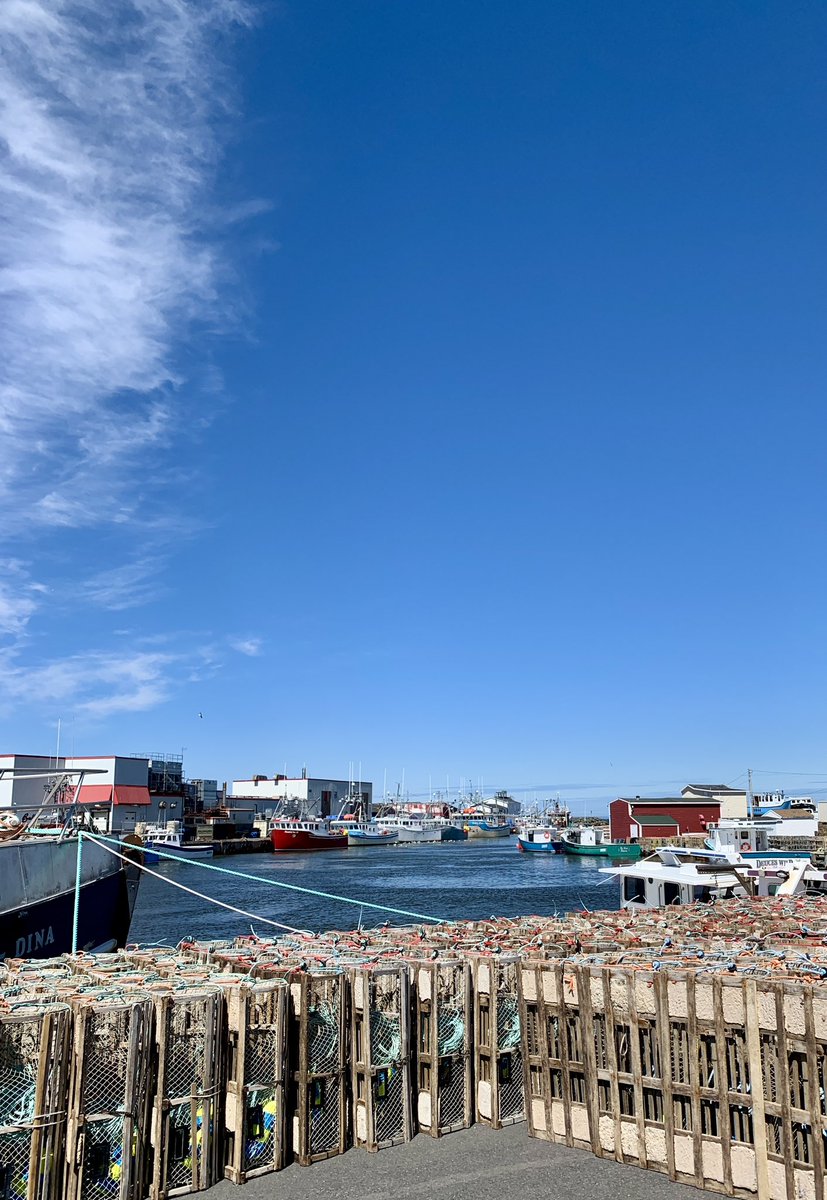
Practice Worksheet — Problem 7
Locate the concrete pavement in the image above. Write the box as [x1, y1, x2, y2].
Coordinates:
[207, 1121, 710, 1200]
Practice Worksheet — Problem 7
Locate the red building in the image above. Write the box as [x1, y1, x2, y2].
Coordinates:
[610, 796, 721, 841]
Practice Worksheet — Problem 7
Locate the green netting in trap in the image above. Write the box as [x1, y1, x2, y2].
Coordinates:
[307, 1003, 340, 1074]
[0, 1067, 35, 1128]
[496, 995, 521, 1050]
[437, 1007, 465, 1056]
[370, 1011, 402, 1066]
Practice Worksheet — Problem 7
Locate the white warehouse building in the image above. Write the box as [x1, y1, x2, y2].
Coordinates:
[229, 773, 373, 818]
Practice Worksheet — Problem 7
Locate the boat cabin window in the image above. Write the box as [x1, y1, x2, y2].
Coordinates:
[623, 876, 646, 904]
[663, 881, 681, 905]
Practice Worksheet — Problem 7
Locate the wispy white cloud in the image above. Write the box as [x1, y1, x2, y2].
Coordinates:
[230, 636, 263, 657]
[0, 0, 252, 535]
[0, 634, 230, 720]
[78, 557, 169, 611]
[0, 558, 46, 636]
[0, 647, 176, 718]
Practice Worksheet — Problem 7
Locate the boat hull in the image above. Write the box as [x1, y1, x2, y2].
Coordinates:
[0, 837, 140, 959]
[347, 829, 398, 846]
[466, 823, 512, 839]
[516, 835, 560, 853]
[562, 841, 642, 859]
[144, 841, 214, 864]
[439, 825, 467, 841]
[270, 828, 348, 851]
[390, 828, 442, 843]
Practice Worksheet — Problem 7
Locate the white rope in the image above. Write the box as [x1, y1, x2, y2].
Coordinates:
[85, 833, 312, 936]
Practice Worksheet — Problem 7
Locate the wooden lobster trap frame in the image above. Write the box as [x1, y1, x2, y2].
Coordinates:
[414, 960, 473, 1137]
[350, 966, 412, 1151]
[0, 1002, 73, 1200]
[223, 980, 288, 1185]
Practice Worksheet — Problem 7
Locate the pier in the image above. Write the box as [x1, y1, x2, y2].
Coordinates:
[3, 895, 827, 1199]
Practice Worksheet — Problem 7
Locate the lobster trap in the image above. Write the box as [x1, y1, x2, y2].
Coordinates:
[350, 966, 413, 1151]
[148, 988, 224, 1198]
[519, 960, 827, 1200]
[223, 981, 288, 1184]
[414, 960, 473, 1137]
[470, 955, 524, 1128]
[64, 995, 154, 1200]
[0, 1002, 72, 1200]
[289, 971, 349, 1165]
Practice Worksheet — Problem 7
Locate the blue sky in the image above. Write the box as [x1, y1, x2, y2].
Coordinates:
[1, 1, 825, 810]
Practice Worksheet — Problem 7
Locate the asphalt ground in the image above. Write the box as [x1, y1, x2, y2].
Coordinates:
[207, 1121, 710, 1200]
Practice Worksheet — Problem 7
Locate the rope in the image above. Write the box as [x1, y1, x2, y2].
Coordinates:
[84, 832, 448, 925]
[79, 834, 311, 936]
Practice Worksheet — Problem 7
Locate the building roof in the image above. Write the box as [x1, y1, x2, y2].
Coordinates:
[633, 813, 680, 826]
[617, 796, 721, 805]
[682, 784, 744, 795]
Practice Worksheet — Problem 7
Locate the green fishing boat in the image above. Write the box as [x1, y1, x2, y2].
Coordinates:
[560, 827, 642, 859]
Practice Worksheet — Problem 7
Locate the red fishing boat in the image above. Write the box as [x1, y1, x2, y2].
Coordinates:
[269, 817, 348, 852]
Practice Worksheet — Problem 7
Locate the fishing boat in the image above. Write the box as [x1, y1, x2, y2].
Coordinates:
[515, 798, 571, 852]
[435, 818, 467, 841]
[269, 816, 348, 851]
[464, 817, 514, 839]
[142, 820, 213, 863]
[374, 814, 443, 843]
[601, 815, 826, 909]
[329, 819, 399, 846]
[559, 826, 642, 859]
[516, 826, 562, 853]
[0, 767, 141, 959]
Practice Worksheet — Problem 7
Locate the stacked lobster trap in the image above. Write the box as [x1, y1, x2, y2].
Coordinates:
[285, 970, 350, 1165]
[518, 956, 827, 1200]
[148, 986, 225, 1198]
[414, 959, 473, 1136]
[350, 965, 413, 1151]
[223, 980, 288, 1185]
[470, 955, 525, 1128]
[0, 1001, 73, 1200]
[64, 993, 154, 1200]
[6, 894, 827, 1198]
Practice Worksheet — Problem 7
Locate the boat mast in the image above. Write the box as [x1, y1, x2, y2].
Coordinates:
[747, 767, 753, 819]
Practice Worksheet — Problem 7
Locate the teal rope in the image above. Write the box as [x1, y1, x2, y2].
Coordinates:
[87, 832, 447, 925]
[72, 829, 83, 955]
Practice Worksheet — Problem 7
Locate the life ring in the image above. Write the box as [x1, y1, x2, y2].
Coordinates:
[740, 842, 750, 851]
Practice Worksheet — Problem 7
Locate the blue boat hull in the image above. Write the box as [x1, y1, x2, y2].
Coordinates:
[517, 836, 560, 853]
[0, 862, 139, 959]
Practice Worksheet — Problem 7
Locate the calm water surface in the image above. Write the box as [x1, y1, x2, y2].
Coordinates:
[129, 839, 623, 943]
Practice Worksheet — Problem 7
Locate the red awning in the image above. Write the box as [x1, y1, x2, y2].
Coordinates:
[75, 784, 113, 805]
[113, 785, 151, 807]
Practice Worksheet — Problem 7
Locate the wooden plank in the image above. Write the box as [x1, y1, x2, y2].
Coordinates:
[558, 965, 573, 1147]
[654, 972, 677, 1182]
[578, 966, 601, 1156]
[601, 967, 624, 1163]
[625, 970, 648, 1170]
[743, 978, 770, 1200]
[712, 977, 733, 1196]
[685, 973, 704, 1190]
[803, 986, 825, 1200]
[773, 984, 795, 1200]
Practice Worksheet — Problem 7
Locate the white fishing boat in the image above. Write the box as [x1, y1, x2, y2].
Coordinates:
[329, 818, 399, 846]
[374, 814, 443, 843]
[143, 820, 213, 862]
[601, 815, 826, 909]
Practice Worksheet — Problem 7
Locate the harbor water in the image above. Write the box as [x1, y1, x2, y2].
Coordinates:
[129, 838, 622, 942]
